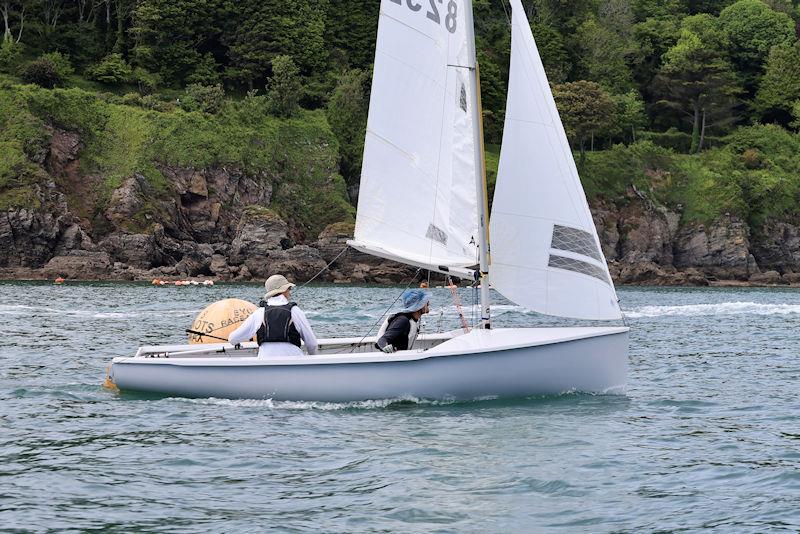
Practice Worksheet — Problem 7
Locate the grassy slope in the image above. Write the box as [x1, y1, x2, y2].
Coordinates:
[485, 129, 800, 228]
[5, 75, 800, 234]
[0, 81, 354, 237]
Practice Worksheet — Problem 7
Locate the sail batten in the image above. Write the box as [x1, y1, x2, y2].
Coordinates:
[488, 0, 622, 321]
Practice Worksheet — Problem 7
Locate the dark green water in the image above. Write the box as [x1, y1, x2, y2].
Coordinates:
[1, 282, 798, 532]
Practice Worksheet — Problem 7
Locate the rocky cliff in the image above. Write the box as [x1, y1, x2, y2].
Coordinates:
[0, 120, 412, 283]
[3, 125, 800, 286]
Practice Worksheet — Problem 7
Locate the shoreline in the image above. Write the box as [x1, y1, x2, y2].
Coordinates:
[2, 272, 798, 289]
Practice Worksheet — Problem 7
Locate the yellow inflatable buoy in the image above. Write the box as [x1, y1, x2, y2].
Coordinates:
[189, 298, 258, 344]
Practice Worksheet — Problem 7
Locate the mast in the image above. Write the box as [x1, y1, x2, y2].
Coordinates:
[464, 0, 492, 328]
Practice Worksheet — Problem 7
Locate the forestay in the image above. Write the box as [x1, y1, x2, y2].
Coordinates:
[349, 0, 480, 276]
[489, 0, 622, 321]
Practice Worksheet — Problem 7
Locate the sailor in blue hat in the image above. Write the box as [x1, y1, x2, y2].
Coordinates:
[375, 289, 431, 353]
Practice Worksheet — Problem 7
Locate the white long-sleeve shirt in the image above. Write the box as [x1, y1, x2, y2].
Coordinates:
[228, 295, 318, 357]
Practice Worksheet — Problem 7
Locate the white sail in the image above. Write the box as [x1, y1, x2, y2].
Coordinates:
[489, 0, 622, 321]
[350, 0, 480, 276]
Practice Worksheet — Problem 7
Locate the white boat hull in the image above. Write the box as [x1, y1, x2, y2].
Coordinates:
[109, 327, 628, 401]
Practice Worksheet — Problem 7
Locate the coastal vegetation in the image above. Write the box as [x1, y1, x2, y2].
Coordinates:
[0, 82, 352, 235]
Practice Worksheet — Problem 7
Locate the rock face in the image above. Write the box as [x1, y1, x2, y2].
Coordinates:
[230, 208, 291, 263]
[44, 251, 112, 277]
[2, 126, 800, 286]
[674, 215, 756, 280]
[0, 208, 75, 267]
[750, 219, 800, 274]
[591, 194, 770, 286]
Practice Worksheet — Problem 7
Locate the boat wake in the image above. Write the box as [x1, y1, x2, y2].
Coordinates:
[170, 395, 467, 410]
[625, 301, 800, 318]
[166, 391, 621, 410]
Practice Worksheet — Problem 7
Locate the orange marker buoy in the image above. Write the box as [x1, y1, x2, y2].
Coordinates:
[188, 298, 258, 344]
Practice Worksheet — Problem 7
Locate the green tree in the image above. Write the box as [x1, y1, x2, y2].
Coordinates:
[632, 17, 680, 91]
[681, 0, 737, 14]
[186, 53, 222, 85]
[132, 67, 161, 94]
[224, 0, 327, 89]
[653, 15, 740, 152]
[324, 0, 378, 70]
[791, 100, 800, 129]
[477, 49, 506, 144]
[267, 55, 301, 118]
[180, 83, 226, 114]
[131, 0, 227, 86]
[0, 38, 22, 73]
[718, 0, 795, 92]
[576, 2, 638, 93]
[326, 69, 369, 196]
[552, 80, 616, 161]
[86, 53, 132, 84]
[754, 42, 800, 124]
[613, 90, 648, 141]
[21, 57, 63, 88]
[110, 0, 136, 53]
[1, 0, 25, 44]
[632, 0, 686, 20]
[762, 0, 797, 15]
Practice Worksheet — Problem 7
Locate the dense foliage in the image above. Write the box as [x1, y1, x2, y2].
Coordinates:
[0, 83, 353, 234]
[1, 0, 800, 230]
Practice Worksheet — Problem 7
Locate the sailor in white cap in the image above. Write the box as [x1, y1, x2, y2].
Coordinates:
[228, 274, 318, 357]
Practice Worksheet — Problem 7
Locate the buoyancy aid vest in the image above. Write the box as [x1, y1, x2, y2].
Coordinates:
[376, 312, 420, 351]
[256, 302, 301, 348]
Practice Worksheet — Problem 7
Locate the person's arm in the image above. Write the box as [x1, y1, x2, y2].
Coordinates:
[375, 316, 410, 352]
[292, 307, 318, 355]
[228, 308, 263, 345]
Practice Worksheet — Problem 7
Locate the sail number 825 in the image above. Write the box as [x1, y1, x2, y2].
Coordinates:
[390, 0, 458, 33]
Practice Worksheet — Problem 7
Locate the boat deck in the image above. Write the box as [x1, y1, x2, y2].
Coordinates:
[121, 327, 628, 365]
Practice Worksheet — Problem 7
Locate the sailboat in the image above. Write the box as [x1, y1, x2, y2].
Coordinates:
[107, 0, 629, 401]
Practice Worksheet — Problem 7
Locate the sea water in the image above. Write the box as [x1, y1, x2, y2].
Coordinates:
[0, 282, 798, 532]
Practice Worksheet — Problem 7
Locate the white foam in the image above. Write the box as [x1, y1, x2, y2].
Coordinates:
[172, 395, 458, 410]
[625, 301, 800, 318]
[0, 304, 41, 315]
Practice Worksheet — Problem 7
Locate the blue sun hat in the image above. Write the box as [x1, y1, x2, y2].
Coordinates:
[400, 289, 431, 313]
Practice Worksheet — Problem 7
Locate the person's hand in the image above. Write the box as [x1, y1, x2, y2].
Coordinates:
[381, 344, 396, 354]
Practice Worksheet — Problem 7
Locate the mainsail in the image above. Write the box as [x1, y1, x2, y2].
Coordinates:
[489, 0, 622, 321]
[350, 0, 480, 277]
